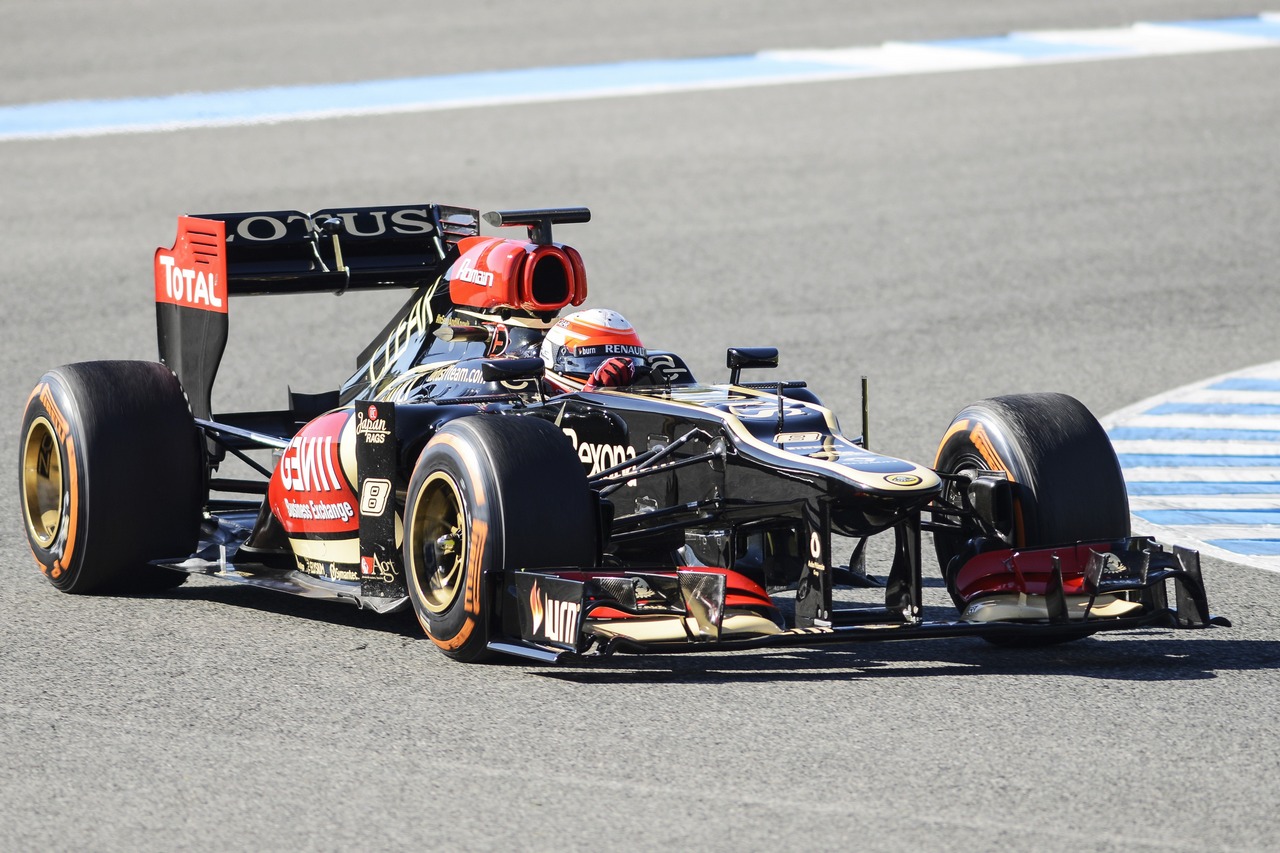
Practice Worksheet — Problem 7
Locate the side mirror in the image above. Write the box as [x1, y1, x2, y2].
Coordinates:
[480, 357, 545, 384]
[726, 347, 779, 386]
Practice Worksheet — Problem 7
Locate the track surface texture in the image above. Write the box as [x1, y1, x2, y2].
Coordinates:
[4, 3, 1279, 851]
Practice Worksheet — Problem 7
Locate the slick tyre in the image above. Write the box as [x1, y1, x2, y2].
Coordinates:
[404, 416, 596, 663]
[933, 392, 1130, 607]
[19, 361, 203, 594]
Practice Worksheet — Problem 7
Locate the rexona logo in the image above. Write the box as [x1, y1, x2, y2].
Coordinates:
[562, 427, 636, 477]
[529, 580, 581, 646]
[453, 257, 494, 287]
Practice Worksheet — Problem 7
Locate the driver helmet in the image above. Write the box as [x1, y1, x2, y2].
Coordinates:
[540, 308, 647, 379]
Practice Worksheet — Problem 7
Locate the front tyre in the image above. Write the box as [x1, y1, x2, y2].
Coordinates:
[933, 392, 1130, 603]
[19, 361, 203, 594]
[403, 416, 597, 662]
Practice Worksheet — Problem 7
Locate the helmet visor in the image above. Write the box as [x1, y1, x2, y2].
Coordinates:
[555, 343, 647, 378]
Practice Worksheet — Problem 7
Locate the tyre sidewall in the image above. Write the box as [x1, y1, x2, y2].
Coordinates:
[403, 415, 598, 662]
[934, 393, 1130, 562]
[405, 426, 499, 660]
[20, 374, 91, 591]
[19, 362, 202, 594]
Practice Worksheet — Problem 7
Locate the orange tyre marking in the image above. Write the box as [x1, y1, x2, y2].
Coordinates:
[421, 431, 490, 652]
[25, 382, 80, 580]
[52, 435, 78, 579]
[970, 423, 1015, 483]
[933, 419, 969, 467]
[431, 519, 488, 651]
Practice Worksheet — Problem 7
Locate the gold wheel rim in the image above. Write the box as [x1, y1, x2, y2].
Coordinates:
[22, 416, 64, 549]
[408, 471, 467, 614]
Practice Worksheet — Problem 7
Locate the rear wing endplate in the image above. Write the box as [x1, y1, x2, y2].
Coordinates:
[154, 203, 478, 419]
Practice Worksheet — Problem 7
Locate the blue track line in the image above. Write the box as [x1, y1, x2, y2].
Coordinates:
[1210, 378, 1280, 391]
[1208, 539, 1280, 556]
[1125, 482, 1280, 496]
[1147, 402, 1280, 416]
[1109, 426, 1280, 442]
[1119, 454, 1280, 468]
[2, 13, 1278, 141]
[1137, 508, 1280, 525]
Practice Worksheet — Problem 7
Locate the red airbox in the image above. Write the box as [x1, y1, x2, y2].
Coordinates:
[448, 236, 587, 313]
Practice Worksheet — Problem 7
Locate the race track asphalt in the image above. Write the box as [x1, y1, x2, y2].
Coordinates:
[3, 3, 1279, 851]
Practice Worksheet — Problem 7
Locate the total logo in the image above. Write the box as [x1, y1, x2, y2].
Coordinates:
[528, 580, 581, 646]
[561, 427, 636, 477]
[157, 255, 223, 309]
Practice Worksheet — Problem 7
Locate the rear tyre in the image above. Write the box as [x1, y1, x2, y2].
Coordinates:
[19, 361, 203, 594]
[403, 416, 597, 662]
[933, 393, 1130, 611]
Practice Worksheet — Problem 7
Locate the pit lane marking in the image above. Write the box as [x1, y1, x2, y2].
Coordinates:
[1103, 361, 1280, 574]
[2, 14, 1279, 141]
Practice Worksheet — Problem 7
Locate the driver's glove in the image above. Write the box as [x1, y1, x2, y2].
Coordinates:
[584, 357, 636, 390]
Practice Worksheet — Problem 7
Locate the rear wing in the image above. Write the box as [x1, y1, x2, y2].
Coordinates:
[154, 203, 478, 420]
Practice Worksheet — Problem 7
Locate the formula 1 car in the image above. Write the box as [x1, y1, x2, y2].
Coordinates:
[18, 202, 1229, 662]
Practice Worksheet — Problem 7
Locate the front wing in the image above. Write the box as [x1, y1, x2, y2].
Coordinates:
[496, 539, 1229, 663]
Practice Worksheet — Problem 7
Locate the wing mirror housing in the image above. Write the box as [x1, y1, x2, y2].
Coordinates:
[726, 347, 779, 385]
[480, 357, 545, 384]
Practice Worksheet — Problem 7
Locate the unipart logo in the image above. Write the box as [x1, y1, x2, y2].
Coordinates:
[454, 257, 494, 287]
[157, 255, 223, 309]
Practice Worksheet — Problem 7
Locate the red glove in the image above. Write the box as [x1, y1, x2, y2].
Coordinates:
[584, 357, 635, 390]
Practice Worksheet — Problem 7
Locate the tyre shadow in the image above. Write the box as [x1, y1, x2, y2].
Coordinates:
[527, 634, 1280, 684]
[154, 580, 1277, 685]
[159, 581, 424, 638]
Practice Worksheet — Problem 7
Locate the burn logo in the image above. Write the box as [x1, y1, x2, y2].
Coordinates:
[529, 580, 581, 646]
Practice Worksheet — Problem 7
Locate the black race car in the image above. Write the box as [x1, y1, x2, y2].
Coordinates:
[18, 203, 1228, 662]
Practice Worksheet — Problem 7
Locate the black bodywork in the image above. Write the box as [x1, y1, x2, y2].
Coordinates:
[156, 203, 1227, 662]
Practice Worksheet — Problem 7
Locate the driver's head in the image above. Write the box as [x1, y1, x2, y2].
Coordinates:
[540, 308, 646, 381]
